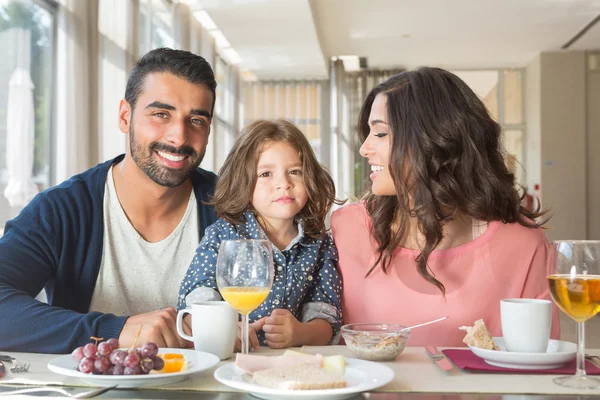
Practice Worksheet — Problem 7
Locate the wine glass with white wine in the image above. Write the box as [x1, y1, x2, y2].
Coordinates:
[216, 240, 274, 354]
[548, 240, 600, 389]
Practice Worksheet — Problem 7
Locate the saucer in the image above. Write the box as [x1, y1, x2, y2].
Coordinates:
[469, 337, 577, 370]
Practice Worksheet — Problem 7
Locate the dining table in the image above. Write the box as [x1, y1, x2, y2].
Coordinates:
[1, 345, 599, 399]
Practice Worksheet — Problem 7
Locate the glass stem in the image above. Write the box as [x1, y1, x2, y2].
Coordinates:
[241, 313, 249, 354]
[575, 321, 586, 378]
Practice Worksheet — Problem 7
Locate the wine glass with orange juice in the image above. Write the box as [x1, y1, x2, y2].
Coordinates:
[548, 240, 600, 389]
[216, 240, 274, 354]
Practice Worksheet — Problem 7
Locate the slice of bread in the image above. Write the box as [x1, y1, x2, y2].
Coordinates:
[253, 365, 347, 390]
[459, 319, 500, 350]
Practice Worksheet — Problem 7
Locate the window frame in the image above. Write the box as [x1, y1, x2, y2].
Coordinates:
[0, 0, 58, 235]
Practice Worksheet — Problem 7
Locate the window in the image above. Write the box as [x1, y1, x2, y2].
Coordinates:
[0, 0, 55, 232]
[452, 69, 526, 186]
[242, 80, 324, 160]
[213, 56, 238, 170]
[139, 0, 173, 56]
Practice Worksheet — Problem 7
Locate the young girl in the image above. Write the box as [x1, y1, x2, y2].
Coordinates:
[177, 119, 343, 349]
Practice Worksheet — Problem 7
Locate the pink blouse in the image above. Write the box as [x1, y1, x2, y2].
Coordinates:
[330, 203, 560, 347]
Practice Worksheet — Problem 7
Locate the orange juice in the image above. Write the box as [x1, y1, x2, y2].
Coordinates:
[220, 286, 270, 314]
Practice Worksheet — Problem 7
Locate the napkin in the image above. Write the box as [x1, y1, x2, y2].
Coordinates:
[442, 349, 600, 374]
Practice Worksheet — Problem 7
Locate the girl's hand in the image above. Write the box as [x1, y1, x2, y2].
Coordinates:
[235, 317, 266, 352]
[262, 308, 302, 349]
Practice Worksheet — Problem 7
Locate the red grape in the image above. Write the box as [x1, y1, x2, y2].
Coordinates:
[152, 356, 164, 371]
[141, 342, 158, 358]
[112, 364, 125, 375]
[140, 357, 154, 373]
[83, 343, 97, 358]
[94, 356, 111, 374]
[107, 338, 119, 350]
[124, 365, 142, 375]
[97, 342, 112, 357]
[71, 346, 85, 362]
[79, 357, 94, 374]
[109, 350, 127, 366]
[124, 353, 140, 369]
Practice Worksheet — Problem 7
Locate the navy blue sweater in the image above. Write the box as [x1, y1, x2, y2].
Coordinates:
[0, 155, 217, 353]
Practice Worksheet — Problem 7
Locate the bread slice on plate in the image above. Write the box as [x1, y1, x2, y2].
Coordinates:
[459, 319, 500, 350]
[253, 364, 347, 390]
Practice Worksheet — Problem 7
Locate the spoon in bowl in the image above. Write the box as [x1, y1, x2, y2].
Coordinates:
[380, 316, 449, 342]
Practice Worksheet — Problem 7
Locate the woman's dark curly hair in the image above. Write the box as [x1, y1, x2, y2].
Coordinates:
[358, 67, 549, 294]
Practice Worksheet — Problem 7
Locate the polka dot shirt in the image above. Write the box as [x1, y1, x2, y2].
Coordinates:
[177, 210, 343, 345]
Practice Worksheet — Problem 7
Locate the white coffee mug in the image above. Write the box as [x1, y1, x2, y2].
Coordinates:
[176, 301, 238, 360]
[500, 298, 552, 353]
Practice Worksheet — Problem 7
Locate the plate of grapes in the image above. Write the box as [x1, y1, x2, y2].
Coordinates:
[47, 337, 219, 387]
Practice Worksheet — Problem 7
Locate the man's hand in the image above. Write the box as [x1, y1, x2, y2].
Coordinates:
[235, 317, 266, 352]
[262, 309, 302, 349]
[119, 308, 189, 348]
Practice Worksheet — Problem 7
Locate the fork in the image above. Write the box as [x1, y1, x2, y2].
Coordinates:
[2, 385, 117, 398]
[0, 355, 30, 373]
[10, 363, 30, 373]
[425, 346, 453, 372]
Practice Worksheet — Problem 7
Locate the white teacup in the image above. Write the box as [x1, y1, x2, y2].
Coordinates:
[500, 298, 552, 353]
[176, 301, 238, 360]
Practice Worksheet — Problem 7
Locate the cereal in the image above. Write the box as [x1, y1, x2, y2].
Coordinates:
[341, 324, 411, 362]
[345, 333, 407, 361]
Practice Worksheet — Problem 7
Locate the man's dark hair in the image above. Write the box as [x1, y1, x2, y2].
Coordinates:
[125, 48, 217, 115]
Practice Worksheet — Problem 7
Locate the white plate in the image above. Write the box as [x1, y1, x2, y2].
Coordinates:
[48, 348, 219, 388]
[213, 357, 394, 400]
[469, 337, 577, 370]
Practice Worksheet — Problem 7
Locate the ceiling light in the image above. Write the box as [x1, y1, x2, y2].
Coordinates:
[222, 47, 241, 64]
[210, 30, 230, 48]
[193, 10, 217, 30]
[338, 55, 361, 71]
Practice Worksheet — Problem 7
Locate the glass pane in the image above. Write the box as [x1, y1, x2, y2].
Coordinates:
[139, 0, 149, 56]
[0, 0, 54, 231]
[239, 81, 324, 162]
[150, 0, 173, 50]
[215, 57, 226, 118]
[504, 69, 523, 125]
[452, 70, 499, 121]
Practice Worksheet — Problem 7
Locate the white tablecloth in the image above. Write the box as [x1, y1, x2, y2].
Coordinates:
[1, 346, 599, 396]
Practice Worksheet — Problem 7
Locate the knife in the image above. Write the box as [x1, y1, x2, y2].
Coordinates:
[426, 346, 453, 372]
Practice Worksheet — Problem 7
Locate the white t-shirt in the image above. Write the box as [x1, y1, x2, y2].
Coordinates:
[89, 166, 199, 316]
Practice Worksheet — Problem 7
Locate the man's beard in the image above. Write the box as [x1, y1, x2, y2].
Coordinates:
[129, 125, 205, 187]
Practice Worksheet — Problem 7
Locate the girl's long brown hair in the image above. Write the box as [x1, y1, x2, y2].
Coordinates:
[359, 67, 549, 294]
[211, 119, 341, 238]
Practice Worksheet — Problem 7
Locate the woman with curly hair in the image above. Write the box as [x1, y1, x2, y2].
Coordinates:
[331, 67, 559, 346]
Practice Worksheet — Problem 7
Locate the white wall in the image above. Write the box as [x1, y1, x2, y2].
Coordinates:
[525, 55, 541, 194]
[587, 52, 600, 240]
[526, 51, 588, 241]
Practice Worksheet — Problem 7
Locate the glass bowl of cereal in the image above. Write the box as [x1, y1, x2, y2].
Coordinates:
[341, 324, 410, 361]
